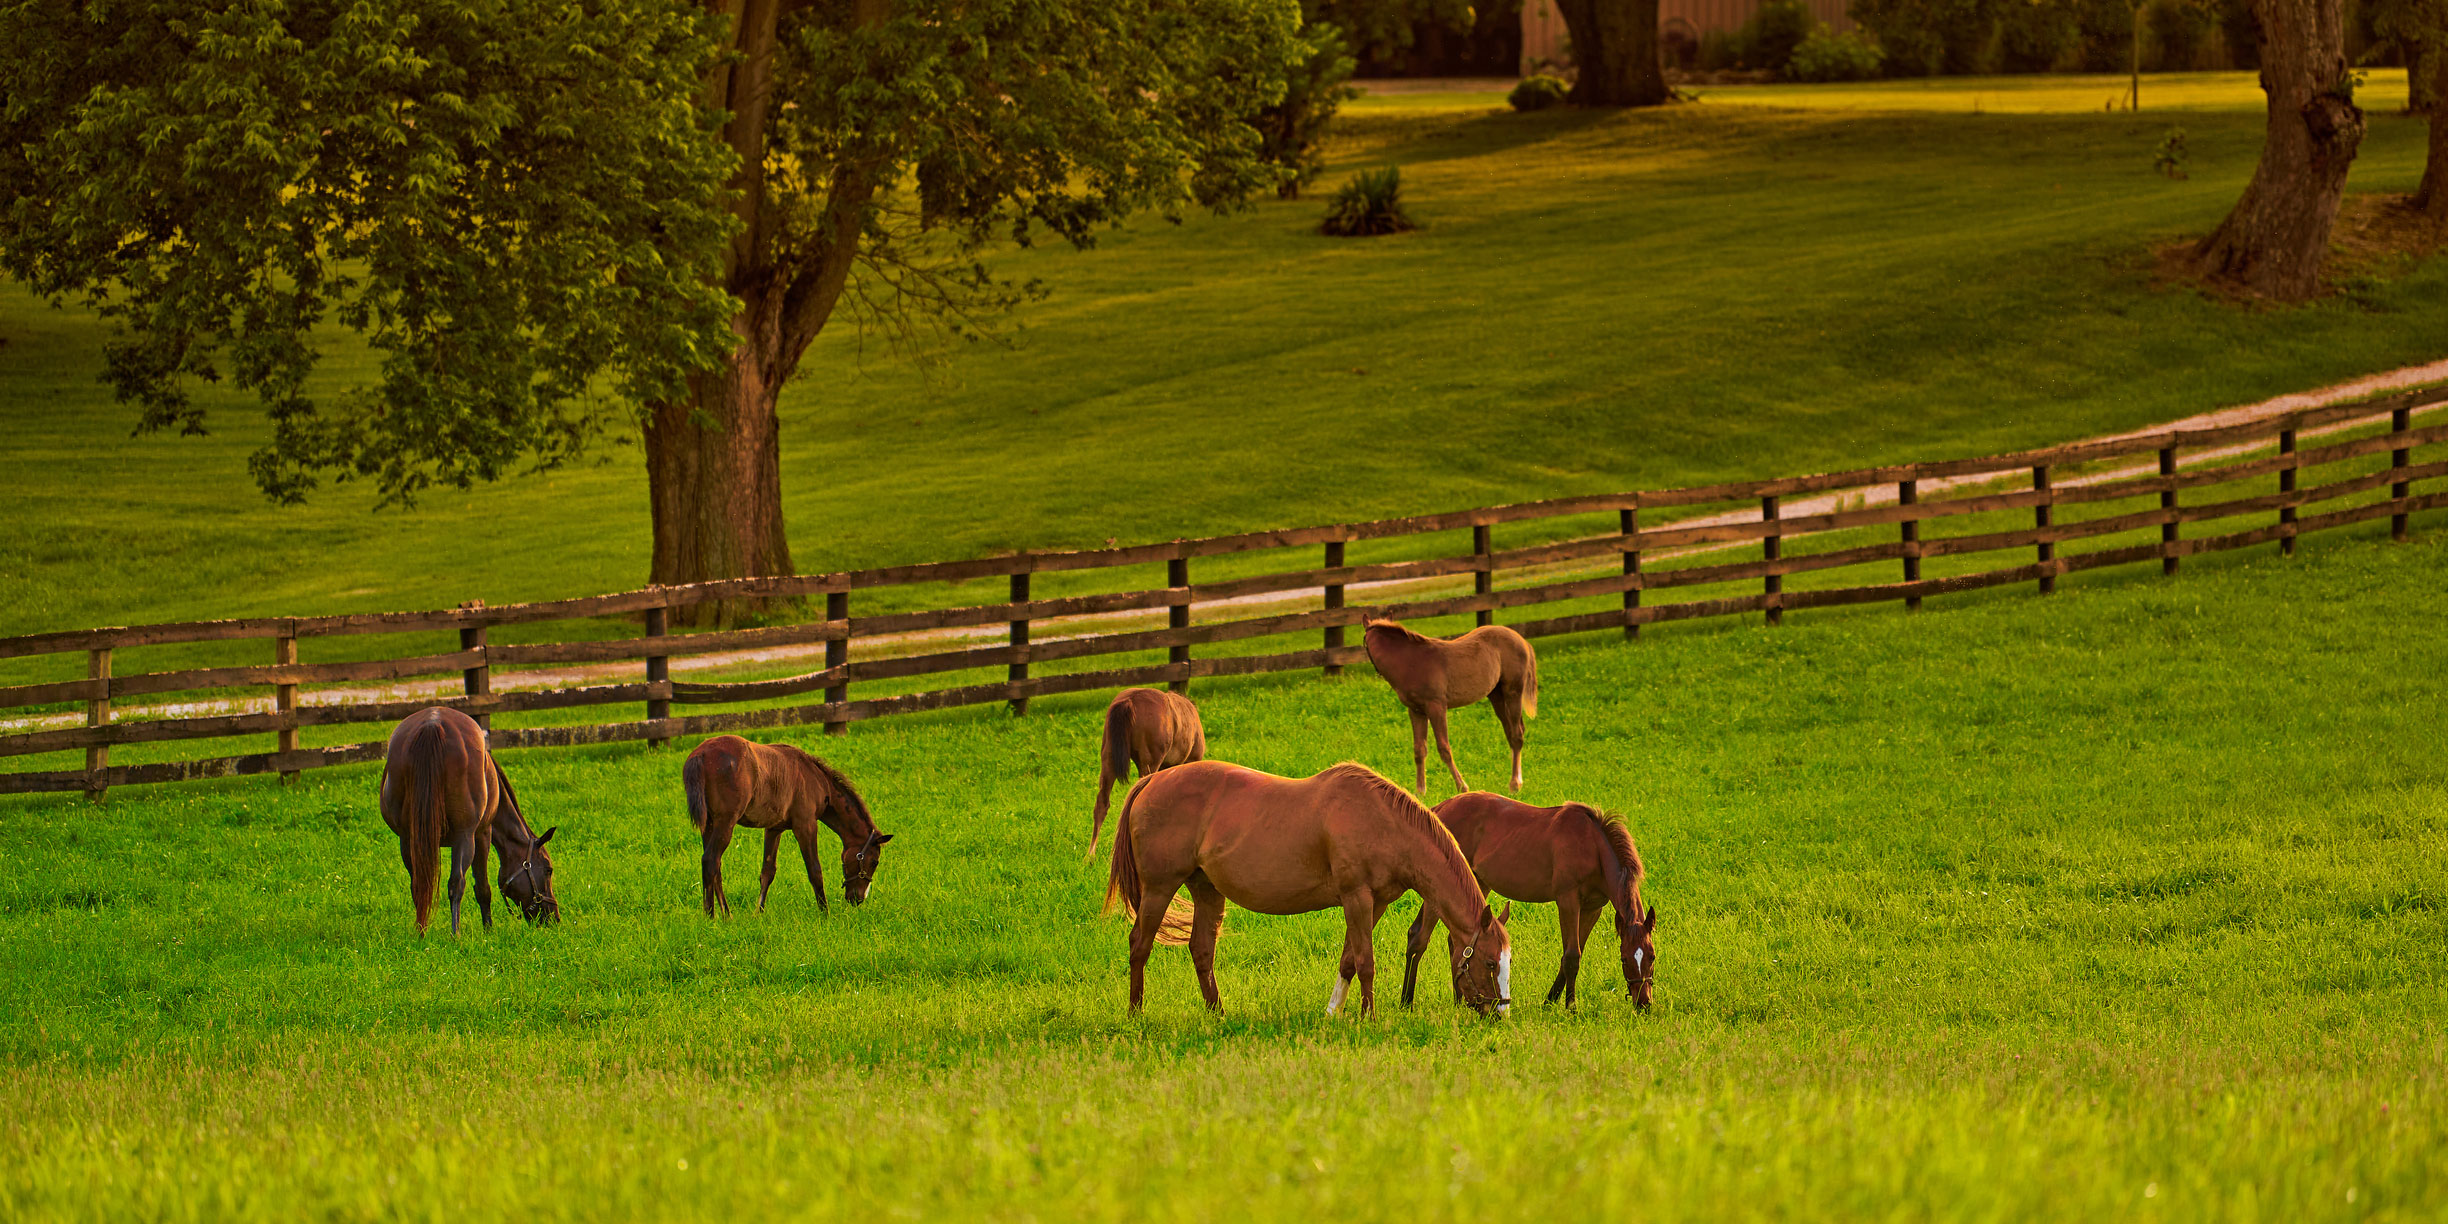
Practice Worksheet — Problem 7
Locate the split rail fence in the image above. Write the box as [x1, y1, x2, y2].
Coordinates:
[6, 389, 2445, 798]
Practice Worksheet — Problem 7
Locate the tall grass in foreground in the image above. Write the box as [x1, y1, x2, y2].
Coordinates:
[2, 526, 2445, 1219]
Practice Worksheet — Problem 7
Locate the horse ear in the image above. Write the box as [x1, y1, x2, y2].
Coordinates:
[1499, 901, 1511, 924]
[1645, 904, 1657, 929]
[1476, 903, 1496, 933]
[536, 827, 557, 846]
[874, 832, 893, 846]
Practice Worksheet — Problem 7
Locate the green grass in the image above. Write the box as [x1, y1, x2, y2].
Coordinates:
[4, 523, 2446, 1220]
[5, 72, 2445, 640]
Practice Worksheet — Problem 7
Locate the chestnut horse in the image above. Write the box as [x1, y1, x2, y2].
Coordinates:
[379, 707, 560, 934]
[1402, 791, 1657, 1010]
[1105, 759, 1512, 1017]
[683, 735, 892, 916]
[1087, 687, 1206, 858]
[1361, 618, 1539, 797]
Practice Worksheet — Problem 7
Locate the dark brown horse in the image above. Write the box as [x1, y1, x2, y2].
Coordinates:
[1088, 686, 1206, 858]
[683, 735, 891, 916]
[1362, 618, 1539, 797]
[379, 707, 559, 934]
[1402, 791, 1657, 1010]
[1105, 759, 1511, 1017]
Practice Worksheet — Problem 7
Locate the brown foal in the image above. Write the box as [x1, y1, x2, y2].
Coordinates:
[1361, 618, 1540, 797]
[379, 707, 559, 934]
[683, 735, 891, 916]
[1402, 791, 1657, 1009]
[1087, 687, 1205, 858]
[1105, 760, 1511, 1017]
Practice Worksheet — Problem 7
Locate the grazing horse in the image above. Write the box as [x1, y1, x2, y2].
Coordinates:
[1087, 687, 1206, 858]
[1402, 791, 1657, 1010]
[1362, 618, 1539, 797]
[683, 735, 892, 916]
[1104, 759, 1511, 1017]
[379, 707, 560, 935]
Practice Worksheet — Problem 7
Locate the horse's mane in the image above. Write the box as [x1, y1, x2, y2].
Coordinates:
[1563, 801, 1643, 889]
[803, 751, 877, 832]
[1362, 618, 1432, 643]
[1318, 762, 1479, 885]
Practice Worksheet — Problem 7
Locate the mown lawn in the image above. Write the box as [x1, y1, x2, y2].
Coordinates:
[2, 522, 2443, 1220]
[3, 72, 2444, 638]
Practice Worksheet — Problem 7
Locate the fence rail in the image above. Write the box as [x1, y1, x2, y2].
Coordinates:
[6, 389, 2445, 798]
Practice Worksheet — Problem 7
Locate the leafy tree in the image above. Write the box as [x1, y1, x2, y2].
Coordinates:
[1, 0, 1303, 621]
[2185, 0, 2364, 299]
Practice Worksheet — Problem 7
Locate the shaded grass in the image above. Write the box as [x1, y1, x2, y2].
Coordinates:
[2, 524, 2445, 1219]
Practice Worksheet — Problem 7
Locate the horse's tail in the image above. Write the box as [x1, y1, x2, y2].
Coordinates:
[682, 751, 709, 833]
[405, 721, 446, 932]
[1089, 697, 1133, 858]
[1518, 637, 1539, 720]
[1102, 773, 1196, 945]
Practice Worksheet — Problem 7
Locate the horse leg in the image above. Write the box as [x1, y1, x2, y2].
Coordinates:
[791, 823, 830, 914]
[700, 821, 735, 918]
[1492, 690, 1527, 792]
[1186, 877, 1228, 1013]
[757, 827, 785, 912]
[446, 831, 475, 936]
[1547, 895, 1585, 1007]
[470, 837, 495, 932]
[1126, 875, 1188, 1014]
[1408, 708, 1431, 795]
[1329, 889, 1378, 1017]
[1400, 904, 1439, 1007]
[1430, 707, 1467, 796]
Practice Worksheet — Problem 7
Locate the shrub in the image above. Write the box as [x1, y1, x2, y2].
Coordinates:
[1256, 22, 1361, 200]
[1508, 74, 1571, 111]
[1785, 28, 1886, 80]
[1847, 0, 2003, 75]
[1697, 28, 1748, 70]
[1319, 167, 1416, 237]
[1746, 0, 1819, 70]
[1996, 2, 2078, 72]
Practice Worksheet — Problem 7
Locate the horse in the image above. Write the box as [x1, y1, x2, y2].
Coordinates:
[1087, 687, 1206, 858]
[682, 735, 892, 916]
[1401, 791, 1657, 1010]
[378, 706, 560, 935]
[1361, 618, 1539, 798]
[1104, 759, 1512, 1018]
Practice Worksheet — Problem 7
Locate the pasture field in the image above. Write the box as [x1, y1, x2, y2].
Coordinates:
[4, 524, 2446, 1221]
[5, 71, 2448, 636]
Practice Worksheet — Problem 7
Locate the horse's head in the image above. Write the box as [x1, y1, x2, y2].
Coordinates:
[1451, 901, 1512, 1017]
[500, 826, 560, 924]
[842, 830, 893, 905]
[1625, 904, 1658, 1010]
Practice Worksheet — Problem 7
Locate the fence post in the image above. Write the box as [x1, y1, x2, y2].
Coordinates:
[645, 605, 669, 747]
[825, 589, 849, 736]
[1168, 553, 1190, 694]
[275, 630, 299, 782]
[84, 647, 110, 802]
[1900, 480, 1921, 611]
[1621, 506, 1641, 640]
[1008, 565, 1031, 715]
[1323, 540, 1346, 676]
[2160, 446, 2180, 576]
[2033, 465, 2055, 595]
[2279, 428, 2298, 557]
[1473, 524, 1493, 628]
[2392, 406, 2412, 541]
[458, 605, 491, 732]
[1762, 495, 1782, 626]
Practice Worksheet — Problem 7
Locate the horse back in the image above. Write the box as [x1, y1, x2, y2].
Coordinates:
[379, 707, 496, 842]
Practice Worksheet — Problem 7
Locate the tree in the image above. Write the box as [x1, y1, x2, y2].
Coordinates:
[1552, 0, 1669, 107]
[2370, 0, 2448, 216]
[1, 0, 1302, 622]
[2186, 0, 2365, 299]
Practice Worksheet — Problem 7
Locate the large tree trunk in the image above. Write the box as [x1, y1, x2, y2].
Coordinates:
[2187, 0, 2364, 300]
[644, 346, 793, 613]
[2418, 45, 2448, 218]
[1553, 0, 1668, 107]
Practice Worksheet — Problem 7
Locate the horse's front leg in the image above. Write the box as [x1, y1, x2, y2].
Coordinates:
[1329, 889, 1378, 1017]
[1400, 904, 1439, 1007]
[471, 837, 495, 931]
[758, 827, 785, 912]
[791, 824, 829, 914]
[1429, 708, 1467, 796]
[1548, 895, 1585, 1007]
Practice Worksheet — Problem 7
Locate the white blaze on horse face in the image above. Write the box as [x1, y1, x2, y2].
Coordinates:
[1326, 975, 1350, 1016]
[1632, 946, 1647, 972]
[1496, 949, 1512, 1016]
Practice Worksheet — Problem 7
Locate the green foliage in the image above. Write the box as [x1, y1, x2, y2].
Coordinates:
[1997, 0, 2081, 72]
[2155, 126, 2192, 178]
[4, 530, 2448, 1216]
[1847, 0, 2003, 74]
[0, 0, 741, 507]
[1747, 0, 1821, 71]
[1786, 28, 1889, 80]
[1508, 73, 1573, 110]
[1319, 166, 1416, 235]
[1256, 21, 1363, 199]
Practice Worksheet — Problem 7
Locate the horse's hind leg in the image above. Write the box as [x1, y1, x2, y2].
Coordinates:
[446, 831, 476, 936]
[1186, 877, 1228, 1013]
[700, 821, 735, 917]
[1492, 690, 1527, 792]
[1126, 874, 1188, 1014]
[1430, 708, 1467, 796]
[1408, 708, 1431, 795]
[1547, 895, 1586, 1007]
[1400, 905, 1438, 1007]
[757, 828, 785, 912]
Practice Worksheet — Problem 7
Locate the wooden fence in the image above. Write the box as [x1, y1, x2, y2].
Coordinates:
[5, 389, 2445, 799]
